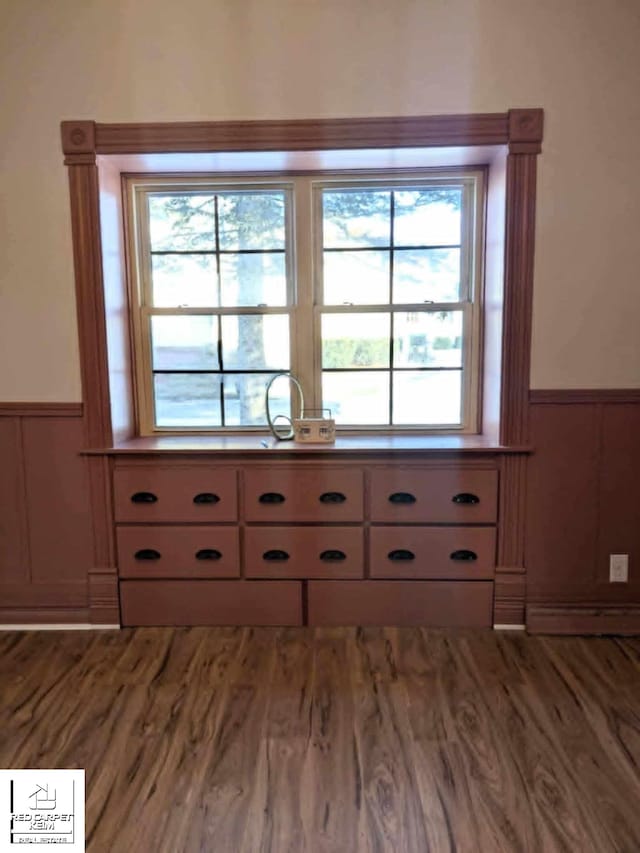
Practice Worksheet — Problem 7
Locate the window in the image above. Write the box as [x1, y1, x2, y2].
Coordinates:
[126, 171, 484, 433]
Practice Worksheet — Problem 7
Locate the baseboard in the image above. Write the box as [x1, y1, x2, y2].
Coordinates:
[0, 608, 91, 625]
[0, 623, 120, 631]
[526, 602, 640, 635]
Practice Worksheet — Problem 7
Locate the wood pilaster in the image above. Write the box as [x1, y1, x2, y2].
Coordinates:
[63, 122, 118, 623]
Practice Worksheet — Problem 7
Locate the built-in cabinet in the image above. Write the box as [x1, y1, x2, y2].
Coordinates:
[113, 454, 499, 627]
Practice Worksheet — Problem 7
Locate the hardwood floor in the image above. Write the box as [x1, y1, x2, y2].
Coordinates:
[1, 627, 639, 852]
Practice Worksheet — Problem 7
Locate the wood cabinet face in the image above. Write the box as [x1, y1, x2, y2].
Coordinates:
[117, 526, 240, 579]
[369, 468, 498, 523]
[114, 466, 238, 522]
[369, 526, 495, 579]
[120, 580, 302, 627]
[113, 457, 500, 627]
[245, 527, 364, 579]
[244, 468, 364, 522]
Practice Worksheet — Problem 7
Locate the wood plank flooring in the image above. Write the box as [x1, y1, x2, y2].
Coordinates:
[1, 627, 640, 852]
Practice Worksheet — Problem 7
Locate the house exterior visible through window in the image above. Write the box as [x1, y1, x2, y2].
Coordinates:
[126, 171, 485, 434]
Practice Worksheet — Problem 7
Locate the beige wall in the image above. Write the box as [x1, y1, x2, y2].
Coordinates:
[1, 0, 639, 400]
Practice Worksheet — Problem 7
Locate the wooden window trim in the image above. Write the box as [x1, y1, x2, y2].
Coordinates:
[61, 108, 543, 450]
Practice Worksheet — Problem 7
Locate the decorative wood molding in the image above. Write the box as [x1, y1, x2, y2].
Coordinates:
[508, 108, 544, 154]
[88, 568, 120, 625]
[61, 121, 96, 164]
[67, 164, 112, 448]
[0, 402, 83, 417]
[92, 113, 511, 155]
[530, 389, 640, 404]
[500, 152, 537, 446]
[57, 109, 544, 156]
[62, 108, 543, 459]
[527, 603, 640, 635]
[495, 453, 528, 624]
[494, 569, 527, 626]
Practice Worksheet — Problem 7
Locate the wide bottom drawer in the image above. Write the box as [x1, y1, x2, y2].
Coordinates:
[369, 526, 495, 579]
[308, 580, 493, 627]
[117, 526, 240, 579]
[120, 580, 302, 626]
[245, 527, 363, 579]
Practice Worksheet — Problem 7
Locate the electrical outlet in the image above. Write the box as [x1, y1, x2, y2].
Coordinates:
[609, 554, 629, 583]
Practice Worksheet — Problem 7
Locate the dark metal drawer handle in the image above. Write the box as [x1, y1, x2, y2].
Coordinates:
[259, 492, 286, 504]
[320, 549, 346, 562]
[450, 550, 478, 562]
[131, 491, 158, 504]
[452, 492, 480, 505]
[134, 549, 161, 561]
[389, 492, 417, 504]
[319, 491, 347, 504]
[263, 549, 290, 561]
[388, 549, 415, 562]
[195, 549, 222, 561]
[193, 492, 219, 504]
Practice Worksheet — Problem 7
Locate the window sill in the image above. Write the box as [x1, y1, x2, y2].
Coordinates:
[83, 433, 531, 456]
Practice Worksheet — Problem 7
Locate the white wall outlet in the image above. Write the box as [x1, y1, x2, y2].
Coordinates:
[609, 554, 629, 583]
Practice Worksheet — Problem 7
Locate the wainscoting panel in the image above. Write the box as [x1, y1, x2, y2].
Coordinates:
[0, 404, 91, 622]
[526, 391, 640, 632]
[22, 417, 93, 584]
[0, 417, 29, 585]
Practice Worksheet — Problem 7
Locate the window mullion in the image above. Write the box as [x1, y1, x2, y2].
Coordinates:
[292, 177, 316, 416]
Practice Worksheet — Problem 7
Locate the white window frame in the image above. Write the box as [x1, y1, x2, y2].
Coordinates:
[125, 168, 485, 435]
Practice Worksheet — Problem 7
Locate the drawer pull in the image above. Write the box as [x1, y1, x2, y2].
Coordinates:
[388, 492, 417, 504]
[195, 548, 222, 561]
[319, 491, 347, 504]
[134, 548, 161, 561]
[320, 549, 347, 562]
[450, 549, 478, 562]
[131, 491, 158, 504]
[193, 492, 220, 504]
[452, 492, 480, 505]
[263, 549, 290, 561]
[259, 492, 286, 504]
[388, 549, 415, 562]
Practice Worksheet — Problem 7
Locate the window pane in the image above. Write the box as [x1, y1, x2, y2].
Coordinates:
[322, 250, 389, 305]
[154, 374, 221, 427]
[218, 192, 286, 250]
[321, 313, 390, 369]
[393, 311, 463, 368]
[221, 314, 290, 371]
[393, 188, 462, 246]
[223, 373, 290, 426]
[219, 253, 287, 306]
[151, 316, 219, 371]
[323, 371, 389, 425]
[323, 190, 390, 248]
[151, 254, 218, 307]
[149, 194, 215, 251]
[393, 370, 462, 425]
[393, 248, 461, 304]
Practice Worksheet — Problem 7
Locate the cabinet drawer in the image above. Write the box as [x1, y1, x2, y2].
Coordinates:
[114, 466, 237, 522]
[370, 468, 498, 523]
[117, 526, 240, 579]
[370, 527, 495, 579]
[308, 580, 493, 627]
[120, 580, 302, 626]
[245, 527, 363, 579]
[244, 468, 363, 522]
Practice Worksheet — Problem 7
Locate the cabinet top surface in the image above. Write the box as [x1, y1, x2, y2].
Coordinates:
[86, 433, 530, 457]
